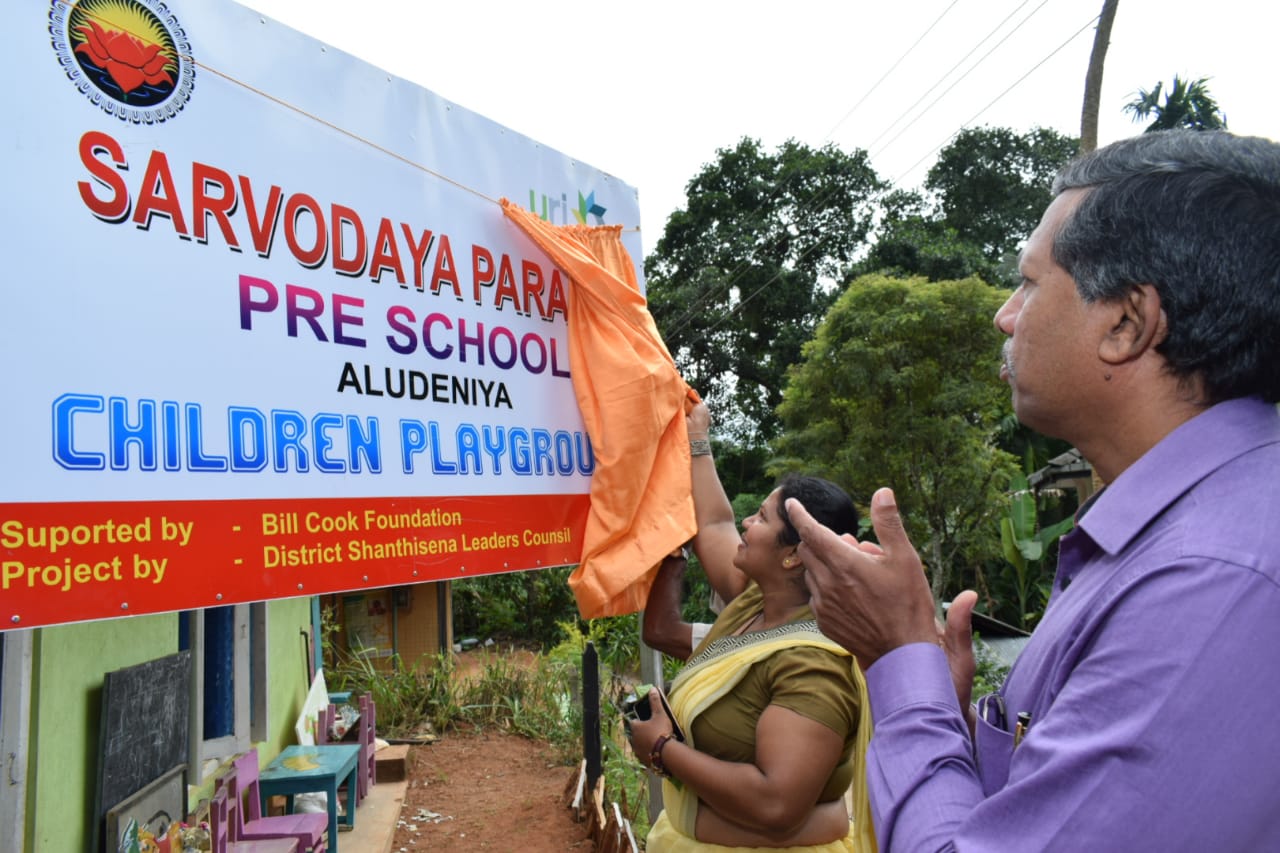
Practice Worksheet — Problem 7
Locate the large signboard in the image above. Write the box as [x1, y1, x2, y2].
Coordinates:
[1, 0, 642, 630]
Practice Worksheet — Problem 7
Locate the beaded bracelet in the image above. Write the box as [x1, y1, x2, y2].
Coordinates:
[650, 733, 675, 778]
[690, 438, 712, 457]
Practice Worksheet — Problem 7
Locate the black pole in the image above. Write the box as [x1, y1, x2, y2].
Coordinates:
[583, 641, 601, 790]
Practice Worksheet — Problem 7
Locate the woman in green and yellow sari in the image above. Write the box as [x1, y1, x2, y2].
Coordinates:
[628, 403, 876, 852]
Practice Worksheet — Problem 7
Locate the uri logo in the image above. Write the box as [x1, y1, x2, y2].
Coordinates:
[527, 189, 608, 226]
[574, 191, 607, 226]
[50, 0, 195, 124]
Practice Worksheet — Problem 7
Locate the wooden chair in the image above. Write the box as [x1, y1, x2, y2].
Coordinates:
[221, 749, 329, 853]
[210, 786, 299, 853]
[316, 698, 375, 800]
[316, 703, 336, 744]
[313, 702, 358, 815]
[357, 694, 377, 800]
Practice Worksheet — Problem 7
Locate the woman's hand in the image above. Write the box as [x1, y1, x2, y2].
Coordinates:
[685, 400, 749, 603]
[625, 688, 675, 769]
[687, 402, 712, 437]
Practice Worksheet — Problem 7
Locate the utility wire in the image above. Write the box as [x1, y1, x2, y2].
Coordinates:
[665, 1, 1023, 337]
[664, 1, 975, 338]
[696, 12, 1100, 338]
[663, 5, 968, 338]
[862, 0, 1040, 154]
[822, 0, 963, 141]
[870, 0, 1053, 161]
[892, 14, 1099, 185]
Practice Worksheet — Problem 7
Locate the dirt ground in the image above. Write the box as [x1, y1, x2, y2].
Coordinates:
[391, 728, 594, 851]
[389, 647, 597, 851]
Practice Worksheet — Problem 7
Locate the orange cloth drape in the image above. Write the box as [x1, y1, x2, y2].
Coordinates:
[501, 199, 699, 618]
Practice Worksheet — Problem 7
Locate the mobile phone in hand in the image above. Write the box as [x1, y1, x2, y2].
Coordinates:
[621, 684, 684, 741]
[622, 683, 654, 721]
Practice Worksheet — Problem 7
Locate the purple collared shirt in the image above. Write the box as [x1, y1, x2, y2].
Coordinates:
[865, 397, 1280, 851]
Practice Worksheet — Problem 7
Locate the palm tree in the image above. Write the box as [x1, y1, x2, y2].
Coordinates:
[1124, 75, 1227, 132]
[1080, 0, 1120, 153]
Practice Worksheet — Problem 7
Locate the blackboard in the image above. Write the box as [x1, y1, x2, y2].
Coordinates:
[95, 650, 191, 851]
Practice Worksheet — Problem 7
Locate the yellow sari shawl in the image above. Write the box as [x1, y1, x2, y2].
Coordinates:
[646, 620, 877, 853]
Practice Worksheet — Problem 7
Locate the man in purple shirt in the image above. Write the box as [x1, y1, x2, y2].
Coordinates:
[787, 130, 1280, 851]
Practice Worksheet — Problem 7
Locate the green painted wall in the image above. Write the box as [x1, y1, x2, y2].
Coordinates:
[31, 613, 177, 853]
[264, 596, 314, 757]
[22, 597, 315, 853]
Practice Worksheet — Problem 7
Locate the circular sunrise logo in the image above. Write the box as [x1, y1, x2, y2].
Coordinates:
[50, 0, 195, 123]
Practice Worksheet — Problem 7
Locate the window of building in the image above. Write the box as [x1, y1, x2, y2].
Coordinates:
[180, 603, 268, 779]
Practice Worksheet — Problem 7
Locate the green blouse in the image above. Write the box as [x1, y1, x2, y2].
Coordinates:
[678, 582, 861, 802]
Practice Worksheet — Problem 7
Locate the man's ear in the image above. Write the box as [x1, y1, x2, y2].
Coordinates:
[1099, 283, 1166, 364]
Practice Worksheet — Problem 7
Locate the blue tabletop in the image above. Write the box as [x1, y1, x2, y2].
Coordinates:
[261, 744, 360, 781]
[258, 744, 362, 853]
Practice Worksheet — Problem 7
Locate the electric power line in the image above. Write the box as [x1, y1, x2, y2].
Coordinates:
[697, 13, 1101, 338]
[870, 0, 1054, 161]
[892, 14, 1099, 185]
[662, 4, 1096, 341]
[861, 0, 1041, 154]
[822, 0, 963, 141]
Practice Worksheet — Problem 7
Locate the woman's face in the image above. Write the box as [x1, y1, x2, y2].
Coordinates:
[733, 488, 794, 576]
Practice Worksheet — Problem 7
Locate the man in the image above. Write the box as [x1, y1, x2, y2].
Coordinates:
[641, 547, 725, 662]
[787, 130, 1280, 851]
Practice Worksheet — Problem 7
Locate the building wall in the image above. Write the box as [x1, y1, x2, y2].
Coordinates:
[321, 581, 449, 673]
[22, 596, 314, 853]
[264, 596, 315, 752]
[31, 613, 176, 853]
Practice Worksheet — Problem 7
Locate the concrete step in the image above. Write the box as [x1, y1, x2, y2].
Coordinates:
[339, 776, 407, 853]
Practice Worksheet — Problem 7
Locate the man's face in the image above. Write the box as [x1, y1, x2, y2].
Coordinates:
[994, 190, 1111, 438]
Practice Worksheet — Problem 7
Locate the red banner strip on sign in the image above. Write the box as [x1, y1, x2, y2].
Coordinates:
[0, 494, 589, 630]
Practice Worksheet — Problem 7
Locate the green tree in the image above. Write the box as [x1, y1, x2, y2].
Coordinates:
[1124, 75, 1227, 132]
[857, 189, 995, 284]
[773, 274, 1018, 602]
[925, 126, 1079, 267]
[645, 137, 886, 445]
[453, 567, 577, 648]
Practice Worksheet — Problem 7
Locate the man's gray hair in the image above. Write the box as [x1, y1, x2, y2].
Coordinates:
[1048, 131, 1280, 404]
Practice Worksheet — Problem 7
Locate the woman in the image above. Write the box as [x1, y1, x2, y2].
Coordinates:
[629, 403, 876, 852]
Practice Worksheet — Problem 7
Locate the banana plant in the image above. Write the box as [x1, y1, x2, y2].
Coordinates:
[999, 469, 1075, 629]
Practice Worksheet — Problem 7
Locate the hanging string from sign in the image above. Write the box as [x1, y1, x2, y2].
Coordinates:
[195, 63, 497, 200]
[56, 0, 640, 237]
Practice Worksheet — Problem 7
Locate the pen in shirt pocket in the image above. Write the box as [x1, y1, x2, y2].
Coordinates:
[1013, 711, 1031, 748]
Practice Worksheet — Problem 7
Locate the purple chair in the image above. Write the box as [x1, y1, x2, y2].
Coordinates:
[210, 785, 299, 853]
[219, 749, 329, 853]
[357, 694, 377, 800]
[316, 703, 337, 744]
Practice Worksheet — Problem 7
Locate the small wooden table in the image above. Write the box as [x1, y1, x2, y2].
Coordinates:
[257, 744, 361, 852]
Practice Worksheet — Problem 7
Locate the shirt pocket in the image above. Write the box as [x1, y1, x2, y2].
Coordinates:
[974, 712, 1015, 796]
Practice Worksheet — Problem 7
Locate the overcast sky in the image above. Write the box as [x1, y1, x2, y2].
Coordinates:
[243, 0, 1275, 256]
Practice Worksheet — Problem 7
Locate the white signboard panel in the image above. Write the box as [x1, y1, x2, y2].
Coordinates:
[1, 0, 641, 629]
